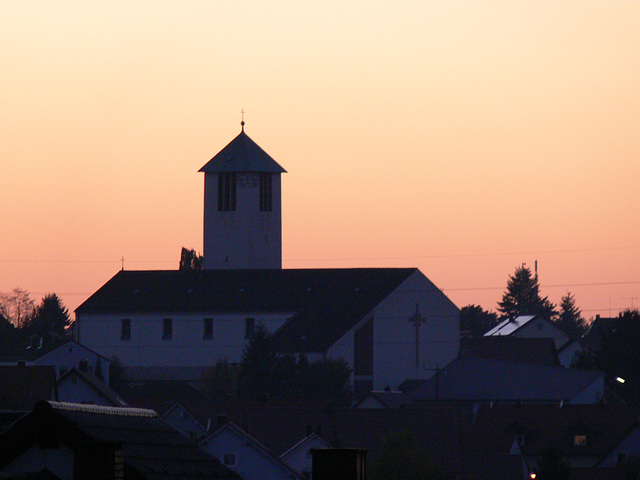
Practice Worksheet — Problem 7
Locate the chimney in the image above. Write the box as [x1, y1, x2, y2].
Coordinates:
[311, 448, 367, 480]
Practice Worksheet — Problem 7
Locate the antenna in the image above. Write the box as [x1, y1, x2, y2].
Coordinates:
[241, 108, 245, 131]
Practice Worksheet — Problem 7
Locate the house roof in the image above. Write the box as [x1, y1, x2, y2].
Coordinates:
[75, 268, 418, 353]
[0, 366, 57, 411]
[198, 129, 286, 173]
[408, 356, 603, 403]
[484, 315, 541, 336]
[243, 406, 465, 474]
[460, 336, 560, 366]
[201, 421, 304, 479]
[465, 403, 640, 461]
[0, 401, 240, 480]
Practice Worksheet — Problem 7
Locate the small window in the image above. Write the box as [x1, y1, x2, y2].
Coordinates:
[121, 319, 131, 340]
[259, 173, 272, 211]
[245, 317, 255, 339]
[162, 318, 173, 340]
[223, 453, 236, 466]
[574, 434, 587, 446]
[203, 318, 213, 340]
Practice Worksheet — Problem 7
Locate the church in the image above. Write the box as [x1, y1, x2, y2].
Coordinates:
[75, 122, 460, 396]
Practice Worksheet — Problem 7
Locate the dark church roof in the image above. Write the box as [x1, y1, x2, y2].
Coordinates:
[198, 129, 286, 173]
[75, 268, 418, 353]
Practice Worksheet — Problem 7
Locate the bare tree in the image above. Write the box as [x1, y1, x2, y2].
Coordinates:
[0, 288, 36, 328]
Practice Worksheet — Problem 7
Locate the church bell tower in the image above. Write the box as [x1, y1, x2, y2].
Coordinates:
[199, 122, 286, 269]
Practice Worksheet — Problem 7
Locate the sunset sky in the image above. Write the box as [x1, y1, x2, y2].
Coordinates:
[2, 1, 639, 320]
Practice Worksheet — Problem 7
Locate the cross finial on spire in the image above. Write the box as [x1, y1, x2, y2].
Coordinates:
[241, 109, 245, 132]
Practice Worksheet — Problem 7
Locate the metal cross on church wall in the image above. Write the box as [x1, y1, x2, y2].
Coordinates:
[408, 303, 426, 366]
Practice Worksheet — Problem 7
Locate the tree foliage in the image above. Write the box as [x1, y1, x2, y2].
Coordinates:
[556, 292, 586, 339]
[179, 247, 203, 270]
[28, 293, 72, 338]
[594, 309, 640, 404]
[236, 322, 352, 404]
[369, 429, 446, 480]
[0, 288, 36, 328]
[497, 266, 557, 320]
[460, 304, 499, 336]
[536, 446, 570, 480]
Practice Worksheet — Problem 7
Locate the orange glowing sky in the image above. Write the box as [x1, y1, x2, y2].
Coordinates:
[2, 1, 639, 320]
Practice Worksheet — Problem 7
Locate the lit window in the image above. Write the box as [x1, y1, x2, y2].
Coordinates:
[574, 435, 587, 446]
[259, 173, 272, 211]
[203, 318, 213, 340]
[218, 173, 236, 211]
[121, 319, 131, 340]
[245, 317, 255, 339]
[162, 318, 173, 340]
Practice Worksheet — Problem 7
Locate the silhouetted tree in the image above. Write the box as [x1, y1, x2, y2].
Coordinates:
[201, 360, 239, 400]
[238, 323, 276, 400]
[369, 428, 446, 480]
[303, 358, 353, 406]
[536, 446, 570, 480]
[497, 266, 557, 320]
[460, 304, 499, 336]
[0, 288, 35, 328]
[595, 309, 640, 404]
[179, 247, 203, 270]
[28, 293, 72, 338]
[556, 292, 587, 339]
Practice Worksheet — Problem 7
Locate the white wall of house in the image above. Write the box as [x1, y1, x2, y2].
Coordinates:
[56, 374, 112, 406]
[568, 375, 604, 404]
[200, 427, 300, 480]
[30, 341, 110, 385]
[161, 403, 208, 442]
[280, 434, 329, 478]
[329, 270, 460, 391]
[599, 426, 640, 467]
[513, 319, 571, 350]
[77, 312, 293, 368]
[0, 444, 74, 479]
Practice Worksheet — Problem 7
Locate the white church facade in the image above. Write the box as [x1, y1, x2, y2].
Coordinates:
[74, 123, 460, 394]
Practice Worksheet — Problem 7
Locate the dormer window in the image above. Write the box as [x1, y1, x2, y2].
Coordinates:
[573, 434, 587, 446]
[162, 318, 173, 340]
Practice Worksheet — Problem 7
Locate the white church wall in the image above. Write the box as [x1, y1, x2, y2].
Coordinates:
[77, 312, 293, 369]
[328, 270, 460, 391]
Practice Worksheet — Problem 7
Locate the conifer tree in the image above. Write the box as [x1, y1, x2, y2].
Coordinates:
[497, 266, 557, 320]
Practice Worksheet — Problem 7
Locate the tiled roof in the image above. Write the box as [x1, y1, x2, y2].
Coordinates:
[243, 406, 465, 475]
[0, 401, 240, 480]
[0, 366, 57, 411]
[408, 356, 603, 403]
[75, 268, 418, 353]
[466, 403, 640, 460]
[199, 130, 286, 173]
[460, 337, 560, 366]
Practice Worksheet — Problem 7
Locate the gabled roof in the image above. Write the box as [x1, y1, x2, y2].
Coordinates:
[0, 366, 57, 411]
[408, 356, 603, 403]
[199, 130, 286, 173]
[201, 421, 304, 479]
[75, 268, 418, 353]
[0, 401, 240, 480]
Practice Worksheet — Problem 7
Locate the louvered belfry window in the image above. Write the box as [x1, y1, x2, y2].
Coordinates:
[218, 173, 237, 211]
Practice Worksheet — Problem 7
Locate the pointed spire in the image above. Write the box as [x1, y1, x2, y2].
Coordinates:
[241, 108, 245, 132]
